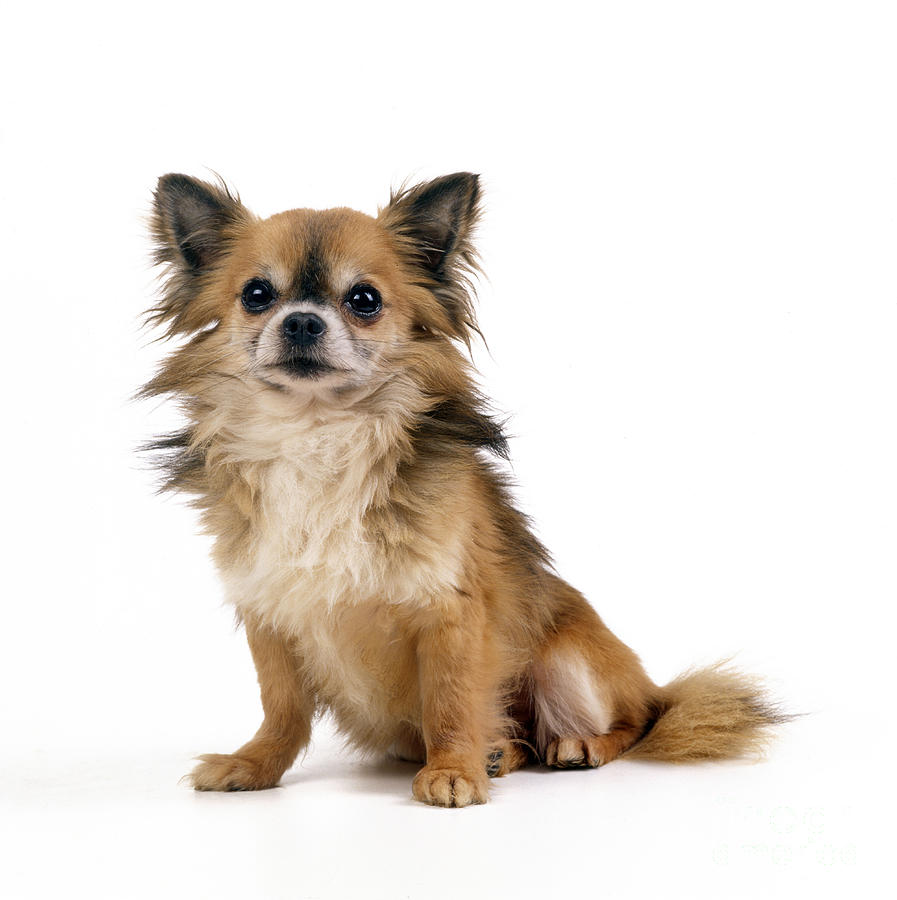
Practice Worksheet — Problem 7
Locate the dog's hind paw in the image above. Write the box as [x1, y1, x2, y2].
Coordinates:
[544, 736, 606, 768]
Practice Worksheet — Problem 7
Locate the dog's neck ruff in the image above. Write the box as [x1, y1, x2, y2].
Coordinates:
[203, 380, 464, 629]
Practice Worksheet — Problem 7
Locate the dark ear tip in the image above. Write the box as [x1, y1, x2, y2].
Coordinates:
[449, 172, 481, 206]
[411, 172, 481, 213]
[156, 173, 202, 197]
[456, 173, 481, 210]
[444, 172, 480, 190]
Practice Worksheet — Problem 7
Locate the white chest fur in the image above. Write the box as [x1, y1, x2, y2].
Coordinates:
[216, 407, 464, 634]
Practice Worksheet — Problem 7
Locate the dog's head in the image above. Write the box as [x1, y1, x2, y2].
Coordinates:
[148, 173, 481, 400]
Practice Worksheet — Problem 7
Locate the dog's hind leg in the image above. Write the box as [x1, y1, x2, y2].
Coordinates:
[529, 576, 660, 768]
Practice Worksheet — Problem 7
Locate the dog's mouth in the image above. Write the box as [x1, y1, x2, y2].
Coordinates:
[276, 358, 334, 378]
[264, 352, 345, 380]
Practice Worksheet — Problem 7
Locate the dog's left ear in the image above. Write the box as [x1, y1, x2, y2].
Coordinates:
[380, 173, 481, 336]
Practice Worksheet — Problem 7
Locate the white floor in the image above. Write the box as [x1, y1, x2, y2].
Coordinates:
[2, 711, 869, 900]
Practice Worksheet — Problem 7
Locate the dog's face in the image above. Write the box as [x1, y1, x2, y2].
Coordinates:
[213, 207, 415, 394]
[150, 174, 481, 401]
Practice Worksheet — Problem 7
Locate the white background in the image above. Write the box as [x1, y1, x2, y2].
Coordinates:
[1, 1, 892, 897]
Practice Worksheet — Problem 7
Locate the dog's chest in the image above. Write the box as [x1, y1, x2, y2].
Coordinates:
[219, 415, 464, 627]
[222, 420, 386, 613]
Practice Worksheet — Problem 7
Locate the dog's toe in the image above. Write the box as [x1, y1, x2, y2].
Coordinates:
[545, 736, 606, 768]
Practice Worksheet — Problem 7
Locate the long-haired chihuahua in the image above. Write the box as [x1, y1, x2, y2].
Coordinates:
[142, 173, 786, 806]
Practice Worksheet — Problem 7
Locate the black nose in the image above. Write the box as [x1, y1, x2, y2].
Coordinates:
[282, 312, 327, 347]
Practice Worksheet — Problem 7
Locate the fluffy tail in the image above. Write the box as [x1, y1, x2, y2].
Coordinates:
[624, 662, 791, 762]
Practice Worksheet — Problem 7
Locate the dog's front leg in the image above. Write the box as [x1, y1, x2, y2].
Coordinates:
[190, 615, 315, 791]
[412, 598, 493, 807]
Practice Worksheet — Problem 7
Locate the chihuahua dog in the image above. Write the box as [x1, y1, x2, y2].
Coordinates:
[143, 173, 785, 806]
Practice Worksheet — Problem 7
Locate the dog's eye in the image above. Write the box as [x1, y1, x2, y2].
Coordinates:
[241, 279, 276, 313]
[345, 284, 382, 319]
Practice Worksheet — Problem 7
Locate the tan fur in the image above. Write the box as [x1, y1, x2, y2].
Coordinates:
[192, 615, 315, 791]
[143, 173, 787, 807]
[623, 663, 788, 762]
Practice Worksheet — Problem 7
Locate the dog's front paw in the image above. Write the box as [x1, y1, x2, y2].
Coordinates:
[189, 753, 281, 792]
[412, 765, 489, 807]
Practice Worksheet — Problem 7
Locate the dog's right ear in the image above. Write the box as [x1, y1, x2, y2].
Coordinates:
[148, 174, 249, 337]
[152, 173, 248, 272]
